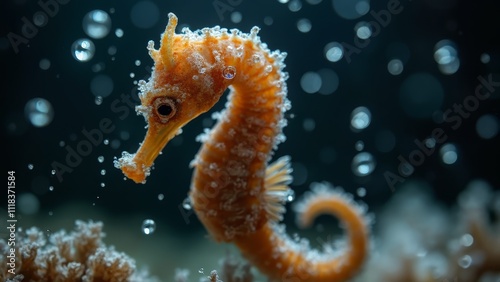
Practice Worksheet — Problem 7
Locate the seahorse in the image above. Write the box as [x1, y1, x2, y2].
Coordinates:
[115, 13, 370, 282]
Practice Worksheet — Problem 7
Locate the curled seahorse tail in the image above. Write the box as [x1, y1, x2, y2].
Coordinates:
[234, 182, 370, 282]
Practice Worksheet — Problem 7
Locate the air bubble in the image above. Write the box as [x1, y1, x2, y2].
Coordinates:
[158, 193, 164, 201]
[100, 182, 105, 187]
[49, 186, 54, 192]
[198, 268, 204, 274]
[71, 38, 95, 62]
[286, 189, 295, 202]
[252, 54, 261, 64]
[95, 96, 103, 105]
[350, 106, 371, 131]
[28, 164, 34, 170]
[182, 197, 192, 210]
[223, 66, 236, 79]
[141, 219, 156, 235]
[82, 10, 112, 39]
[355, 140, 364, 151]
[356, 187, 366, 197]
[351, 152, 376, 177]
[100, 169, 106, 175]
[297, 18, 312, 33]
[440, 143, 458, 165]
[458, 255, 472, 269]
[97, 156, 104, 163]
[115, 28, 124, 38]
[460, 233, 474, 247]
[39, 58, 51, 70]
[25, 98, 54, 127]
[324, 42, 344, 62]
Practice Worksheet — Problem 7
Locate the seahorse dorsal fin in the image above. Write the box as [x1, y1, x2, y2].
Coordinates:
[263, 155, 294, 222]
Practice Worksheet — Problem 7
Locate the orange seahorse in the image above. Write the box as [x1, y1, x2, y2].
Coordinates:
[115, 13, 370, 281]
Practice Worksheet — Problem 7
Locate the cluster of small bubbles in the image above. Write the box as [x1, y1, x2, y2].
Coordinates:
[39, 58, 51, 70]
[440, 143, 458, 165]
[302, 118, 316, 131]
[288, 0, 302, 11]
[95, 96, 103, 105]
[24, 98, 54, 127]
[33, 11, 49, 27]
[356, 187, 367, 197]
[18, 193, 40, 215]
[100, 169, 106, 176]
[115, 28, 124, 38]
[198, 268, 204, 274]
[141, 219, 156, 235]
[108, 46, 117, 56]
[135, 59, 141, 66]
[387, 59, 404, 75]
[350, 106, 371, 131]
[222, 66, 236, 79]
[97, 156, 104, 163]
[476, 114, 499, 139]
[90, 74, 114, 97]
[300, 71, 322, 94]
[71, 38, 95, 62]
[458, 255, 472, 269]
[399, 72, 444, 119]
[158, 193, 164, 201]
[351, 152, 376, 176]
[324, 42, 344, 62]
[291, 162, 308, 186]
[434, 39, 460, 75]
[355, 22, 371, 39]
[230, 11, 242, 23]
[480, 53, 490, 64]
[332, 0, 370, 19]
[460, 233, 474, 247]
[28, 163, 34, 170]
[82, 10, 112, 39]
[182, 197, 192, 210]
[263, 16, 273, 26]
[375, 130, 395, 152]
[130, 1, 160, 29]
[297, 18, 312, 33]
[355, 140, 364, 151]
[317, 68, 339, 95]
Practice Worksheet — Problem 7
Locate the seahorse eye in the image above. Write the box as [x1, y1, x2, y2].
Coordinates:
[153, 97, 176, 123]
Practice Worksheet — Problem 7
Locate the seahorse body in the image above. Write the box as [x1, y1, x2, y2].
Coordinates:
[115, 13, 370, 281]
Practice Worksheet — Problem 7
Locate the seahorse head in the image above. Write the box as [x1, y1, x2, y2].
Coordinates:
[115, 13, 232, 183]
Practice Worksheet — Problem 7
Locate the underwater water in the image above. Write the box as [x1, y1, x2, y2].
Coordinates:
[1, 0, 499, 281]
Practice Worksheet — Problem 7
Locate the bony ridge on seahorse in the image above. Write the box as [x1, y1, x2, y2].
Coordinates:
[115, 13, 371, 282]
